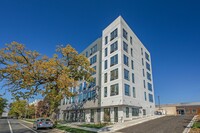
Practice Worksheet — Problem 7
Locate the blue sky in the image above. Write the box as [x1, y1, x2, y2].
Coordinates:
[0, 0, 200, 104]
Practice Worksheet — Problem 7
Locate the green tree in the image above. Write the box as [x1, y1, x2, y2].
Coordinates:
[9, 100, 27, 118]
[0, 97, 8, 115]
[0, 42, 94, 120]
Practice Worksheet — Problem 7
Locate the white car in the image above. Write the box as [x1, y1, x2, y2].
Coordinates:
[33, 118, 53, 130]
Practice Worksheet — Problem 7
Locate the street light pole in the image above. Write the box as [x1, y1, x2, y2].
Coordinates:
[158, 96, 160, 109]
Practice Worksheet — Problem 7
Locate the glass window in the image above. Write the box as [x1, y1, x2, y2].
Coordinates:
[143, 69, 145, 77]
[142, 58, 144, 66]
[130, 36, 133, 44]
[105, 36, 108, 45]
[141, 48, 143, 55]
[92, 66, 96, 75]
[147, 72, 151, 81]
[148, 82, 152, 91]
[124, 69, 129, 81]
[143, 80, 146, 88]
[110, 54, 118, 67]
[104, 87, 107, 97]
[123, 41, 128, 53]
[126, 107, 129, 118]
[110, 83, 119, 96]
[145, 52, 150, 61]
[110, 68, 118, 81]
[104, 108, 110, 122]
[125, 84, 130, 96]
[146, 62, 151, 71]
[132, 73, 135, 83]
[104, 60, 107, 70]
[123, 54, 129, 66]
[144, 92, 147, 101]
[132, 108, 139, 116]
[131, 60, 134, 70]
[110, 41, 118, 53]
[132, 87, 136, 98]
[86, 51, 88, 57]
[149, 93, 153, 102]
[131, 48, 133, 57]
[90, 44, 97, 56]
[90, 55, 97, 65]
[123, 29, 128, 40]
[104, 73, 107, 83]
[105, 48, 108, 57]
[110, 28, 118, 41]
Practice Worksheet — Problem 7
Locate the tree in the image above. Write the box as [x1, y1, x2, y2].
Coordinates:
[0, 97, 8, 115]
[9, 100, 27, 118]
[0, 42, 94, 120]
[27, 104, 35, 119]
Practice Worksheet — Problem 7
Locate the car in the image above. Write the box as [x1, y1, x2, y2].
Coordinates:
[33, 118, 54, 130]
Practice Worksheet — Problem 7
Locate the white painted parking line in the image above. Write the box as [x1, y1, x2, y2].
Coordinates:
[7, 120, 13, 133]
[19, 122, 38, 133]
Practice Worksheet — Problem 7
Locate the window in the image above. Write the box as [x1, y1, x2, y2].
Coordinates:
[110, 41, 118, 53]
[104, 73, 107, 83]
[90, 44, 97, 56]
[131, 60, 134, 70]
[132, 108, 139, 116]
[123, 55, 129, 66]
[126, 107, 129, 118]
[145, 52, 150, 61]
[105, 48, 108, 57]
[124, 69, 129, 81]
[142, 58, 144, 66]
[147, 72, 151, 81]
[104, 87, 107, 97]
[92, 66, 96, 75]
[146, 62, 151, 71]
[104, 108, 110, 122]
[110, 68, 118, 81]
[123, 41, 128, 53]
[105, 36, 108, 45]
[78, 94, 83, 102]
[130, 36, 133, 44]
[143, 80, 146, 88]
[125, 84, 130, 96]
[149, 93, 153, 102]
[148, 82, 152, 91]
[104, 60, 107, 70]
[141, 48, 143, 55]
[132, 87, 136, 98]
[144, 92, 147, 101]
[90, 55, 97, 65]
[131, 48, 133, 57]
[123, 29, 128, 40]
[86, 51, 88, 57]
[110, 84, 119, 96]
[110, 54, 118, 67]
[62, 99, 65, 105]
[132, 73, 135, 83]
[110, 28, 118, 41]
[143, 69, 145, 77]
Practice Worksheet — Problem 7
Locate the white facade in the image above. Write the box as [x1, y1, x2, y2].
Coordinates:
[58, 16, 155, 123]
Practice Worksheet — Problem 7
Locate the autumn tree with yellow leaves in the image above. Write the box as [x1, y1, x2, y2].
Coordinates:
[0, 42, 94, 119]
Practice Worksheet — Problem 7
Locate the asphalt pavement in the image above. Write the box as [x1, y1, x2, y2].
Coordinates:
[118, 115, 194, 133]
[0, 118, 63, 133]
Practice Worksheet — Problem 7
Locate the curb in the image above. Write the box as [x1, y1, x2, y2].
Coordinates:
[183, 115, 198, 133]
[20, 119, 33, 124]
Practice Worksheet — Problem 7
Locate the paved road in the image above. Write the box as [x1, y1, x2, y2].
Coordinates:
[0, 118, 63, 133]
[118, 115, 194, 133]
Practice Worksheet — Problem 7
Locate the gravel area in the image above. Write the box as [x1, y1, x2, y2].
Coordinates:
[118, 115, 194, 133]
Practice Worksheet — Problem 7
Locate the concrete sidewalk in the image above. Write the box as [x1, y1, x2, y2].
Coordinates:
[59, 115, 165, 133]
[98, 115, 165, 132]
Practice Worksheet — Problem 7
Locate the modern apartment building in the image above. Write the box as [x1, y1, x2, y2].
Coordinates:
[58, 16, 155, 123]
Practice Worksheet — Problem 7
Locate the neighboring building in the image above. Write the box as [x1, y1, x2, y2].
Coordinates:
[29, 99, 42, 106]
[58, 16, 155, 123]
[156, 102, 200, 115]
